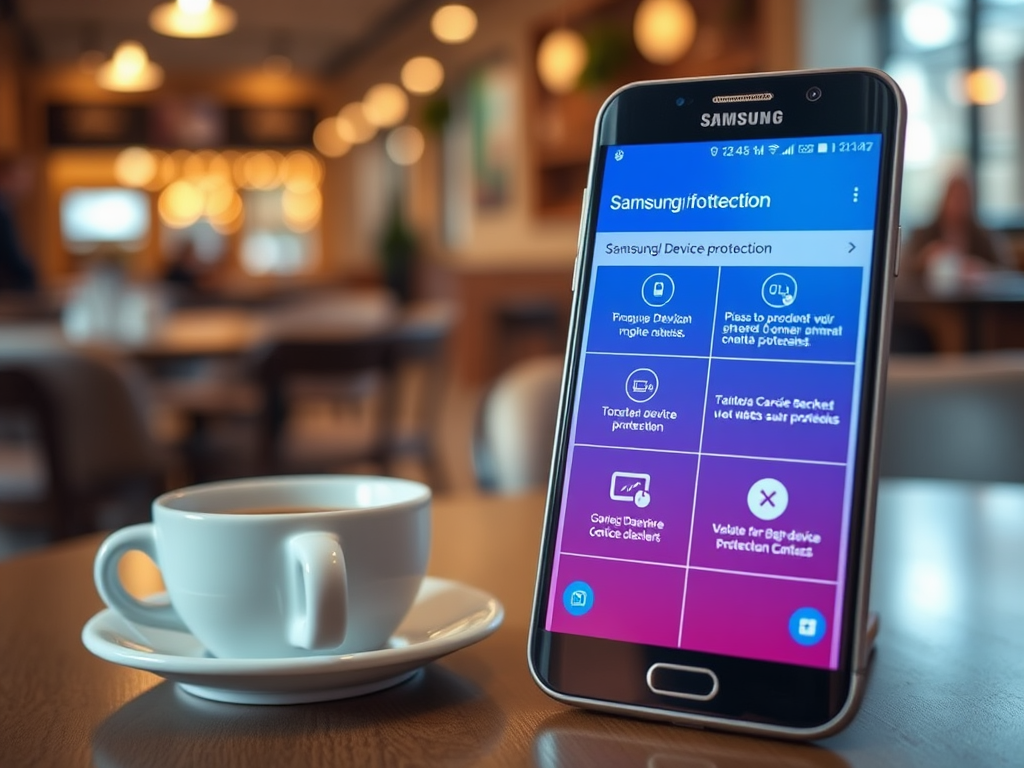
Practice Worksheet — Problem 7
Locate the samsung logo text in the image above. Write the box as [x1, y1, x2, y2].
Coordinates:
[700, 110, 783, 128]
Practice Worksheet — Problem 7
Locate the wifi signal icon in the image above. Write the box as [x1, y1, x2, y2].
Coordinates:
[768, 144, 780, 155]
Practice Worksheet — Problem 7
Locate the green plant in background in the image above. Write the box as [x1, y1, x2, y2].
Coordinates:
[578, 23, 632, 90]
[421, 96, 451, 136]
[379, 195, 418, 304]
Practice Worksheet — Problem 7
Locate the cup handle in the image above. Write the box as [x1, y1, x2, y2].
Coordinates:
[288, 532, 348, 650]
[93, 523, 188, 632]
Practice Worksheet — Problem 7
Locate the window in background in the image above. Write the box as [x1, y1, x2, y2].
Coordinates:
[238, 151, 323, 276]
[239, 188, 321, 275]
[885, 0, 969, 227]
[60, 187, 150, 255]
[884, 0, 1024, 228]
[977, 1, 1024, 227]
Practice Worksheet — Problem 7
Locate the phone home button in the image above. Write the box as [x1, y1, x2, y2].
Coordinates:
[646, 663, 719, 701]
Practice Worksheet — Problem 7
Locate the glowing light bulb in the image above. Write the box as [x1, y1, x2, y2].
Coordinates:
[179, 0, 211, 13]
[431, 4, 477, 44]
[964, 67, 1006, 105]
[401, 56, 445, 95]
[114, 147, 158, 188]
[336, 103, 377, 145]
[313, 117, 351, 158]
[634, 0, 697, 65]
[96, 41, 164, 92]
[363, 83, 409, 128]
[150, 0, 237, 38]
[536, 28, 588, 94]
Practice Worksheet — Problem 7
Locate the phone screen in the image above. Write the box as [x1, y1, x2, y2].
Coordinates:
[545, 134, 883, 671]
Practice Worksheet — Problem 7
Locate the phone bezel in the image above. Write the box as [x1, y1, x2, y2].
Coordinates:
[527, 68, 906, 739]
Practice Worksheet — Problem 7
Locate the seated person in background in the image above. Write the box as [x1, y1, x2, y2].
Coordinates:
[164, 241, 205, 291]
[0, 154, 38, 293]
[904, 172, 1016, 289]
[163, 240, 225, 295]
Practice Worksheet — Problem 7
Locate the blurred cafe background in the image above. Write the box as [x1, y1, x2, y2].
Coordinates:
[0, 0, 1023, 558]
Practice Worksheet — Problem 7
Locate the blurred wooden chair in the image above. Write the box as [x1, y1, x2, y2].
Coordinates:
[474, 355, 564, 493]
[252, 303, 452, 486]
[881, 353, 1024, 483]
[386, 303, 452, 489]
[0, 347, 161, 541]
[253, 333, 395, 476]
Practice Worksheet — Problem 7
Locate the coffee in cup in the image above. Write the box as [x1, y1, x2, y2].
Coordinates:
[93, 475, 430, 659]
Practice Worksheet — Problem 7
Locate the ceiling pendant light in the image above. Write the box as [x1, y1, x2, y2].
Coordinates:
[362, 83, 409, 128]
[431, 4, 477, 44]
[964, 67, 1006, 106]
[150, 0, 237, 39]
[96, 41, 164, 92]
[634, 0, 697, 66]
[401, 56, 445, 95]
[536, 28, 588, 94]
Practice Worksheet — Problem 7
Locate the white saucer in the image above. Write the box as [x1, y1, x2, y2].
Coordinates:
[82, 576, 503, 705]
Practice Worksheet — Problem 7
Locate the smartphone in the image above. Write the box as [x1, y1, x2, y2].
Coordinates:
[528, 69, 905, 739]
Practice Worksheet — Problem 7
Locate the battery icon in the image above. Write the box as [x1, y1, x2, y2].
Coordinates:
[817, 142, 829, 153]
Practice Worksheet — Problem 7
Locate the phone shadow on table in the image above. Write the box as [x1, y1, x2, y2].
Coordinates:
[532, 711, 852, 768]
[92, 665, 504, 768]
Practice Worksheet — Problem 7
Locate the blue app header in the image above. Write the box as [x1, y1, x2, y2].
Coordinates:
[597, 135, 882, 233]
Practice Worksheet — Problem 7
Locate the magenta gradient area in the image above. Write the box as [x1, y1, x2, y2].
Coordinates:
[680, 569, 836, 668]
[548, 556, 687, 648]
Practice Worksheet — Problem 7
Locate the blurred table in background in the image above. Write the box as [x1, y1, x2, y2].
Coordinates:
[895, 272, 1024, 352]
[0, 289, 443, 494]
[1, 480, 1023, 766]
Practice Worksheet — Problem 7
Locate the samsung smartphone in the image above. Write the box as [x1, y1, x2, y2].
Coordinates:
[528, 69, 905, 739]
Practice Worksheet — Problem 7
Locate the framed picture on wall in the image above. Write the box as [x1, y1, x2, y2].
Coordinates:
[469, 58, 517, 210]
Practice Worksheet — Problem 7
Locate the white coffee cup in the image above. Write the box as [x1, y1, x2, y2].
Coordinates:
[93, 475, 431, 659]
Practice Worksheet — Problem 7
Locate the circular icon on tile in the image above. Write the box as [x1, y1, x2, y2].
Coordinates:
[761, 273, 798, 308]
[563, 581, 594, 617]
[747, 478, 788, 521]
[625, 368, 659, 403]
[789, 607, 826, 646]
[641, 273, 675, 308]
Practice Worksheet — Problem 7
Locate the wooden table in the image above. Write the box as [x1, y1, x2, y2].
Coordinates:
[895, 276, 1024, 352]
[2, 480, 1023, 767]
[0, 289, 401, 363]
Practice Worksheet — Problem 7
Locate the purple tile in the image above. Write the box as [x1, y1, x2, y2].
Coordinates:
[688, 456, 844, 581]
[680, 569, 836, 669]
[701, 359, 854, 463]
[574, 354, 708, 452]
[559, 446, 697, 565]
[548, 555, 686, 648]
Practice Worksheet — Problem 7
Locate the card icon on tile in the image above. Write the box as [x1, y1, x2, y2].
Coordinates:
[610, 471, 652, 508]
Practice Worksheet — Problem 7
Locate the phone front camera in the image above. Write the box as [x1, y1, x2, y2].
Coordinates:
[675, 97, 686, 107]
[806, 86, 823, 102]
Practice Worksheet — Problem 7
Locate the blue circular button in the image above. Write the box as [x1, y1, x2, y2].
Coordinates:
[562, 581, 594, 617]
[789, 607, 827, 646]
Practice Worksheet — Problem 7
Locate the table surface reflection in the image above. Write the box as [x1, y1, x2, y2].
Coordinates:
[1, 480, 1022, 767]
